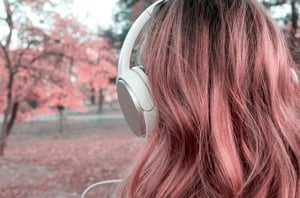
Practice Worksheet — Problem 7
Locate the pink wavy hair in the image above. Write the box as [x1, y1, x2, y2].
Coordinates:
[118, 0, 300, 197]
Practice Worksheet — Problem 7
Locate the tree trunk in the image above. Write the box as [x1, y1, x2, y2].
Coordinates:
[0, 102, 19, 156]
[0, 114, 9, 156]
[90, 87, 96, 104]
[59, 110, 64, 133]
[57, 105, 65, 133]
[0, 132, 7, 156]
[291, 0, 298, 37]
[97, 88, 105, 113]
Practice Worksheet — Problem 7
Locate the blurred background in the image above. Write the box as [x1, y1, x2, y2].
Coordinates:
[0, 0, 299, 197]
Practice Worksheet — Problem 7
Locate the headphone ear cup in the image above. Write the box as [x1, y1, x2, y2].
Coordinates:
[116, 67, 158, 137]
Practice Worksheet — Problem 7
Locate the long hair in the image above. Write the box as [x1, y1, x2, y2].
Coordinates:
[118, 0, 300, 197]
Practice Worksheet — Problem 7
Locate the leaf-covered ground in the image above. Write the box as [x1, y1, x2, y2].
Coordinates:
[0, 109, 144, 198]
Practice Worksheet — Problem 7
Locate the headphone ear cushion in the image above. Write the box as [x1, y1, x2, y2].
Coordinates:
[116, 67, 157, 137]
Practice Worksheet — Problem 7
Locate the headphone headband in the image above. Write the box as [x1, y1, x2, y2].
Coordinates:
[118, 0, 165, 75]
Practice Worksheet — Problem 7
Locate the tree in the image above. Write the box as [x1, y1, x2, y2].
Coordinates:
[75, 39, 117, 112]
[0, 0, 95, 155]
[104, 0, 300, 53]
[261, 0, 300, 62]
[101, 0, 155, 49]
[262, 0, 298, 32]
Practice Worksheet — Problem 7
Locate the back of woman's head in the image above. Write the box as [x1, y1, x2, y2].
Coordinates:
[118, 0, 300, 197]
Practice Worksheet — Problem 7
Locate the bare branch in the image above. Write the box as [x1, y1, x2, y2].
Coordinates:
[3, 0, 13, 49]
[28, 50, 74, 67]
[262, 0, 287, 8]
[16, 40, 41, 67]
[0, 42, 12, 69]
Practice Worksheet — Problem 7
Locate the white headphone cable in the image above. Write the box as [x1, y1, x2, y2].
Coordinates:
[81, 179, 123, 198]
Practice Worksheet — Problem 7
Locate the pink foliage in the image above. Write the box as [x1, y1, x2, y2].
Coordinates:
[0, 0, 116, 122]
[76, 39, 117, 102]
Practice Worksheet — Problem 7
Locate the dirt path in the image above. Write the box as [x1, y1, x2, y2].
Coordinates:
[0, 116, 144, 198]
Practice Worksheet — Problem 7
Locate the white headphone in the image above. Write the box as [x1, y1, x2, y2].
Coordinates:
[117, 0, 166, 137]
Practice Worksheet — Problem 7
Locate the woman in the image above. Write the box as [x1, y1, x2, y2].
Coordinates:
[117, 0, 300, 197]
